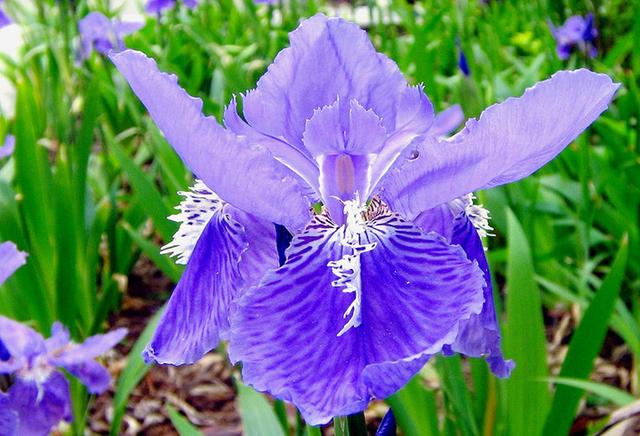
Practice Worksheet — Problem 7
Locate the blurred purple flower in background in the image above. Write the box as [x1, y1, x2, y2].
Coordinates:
[0, 241, 26, 286]
[549, 13, 598, 60]
[145, 0, 198, 14]
[111, 14, 618, 424]
[0, 134, 15, 160]
[78, 12, 142, 59]
[0, 0, 11, 29]
[0, 317, 127, 435]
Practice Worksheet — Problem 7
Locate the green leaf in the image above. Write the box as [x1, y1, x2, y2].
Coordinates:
[545, 378, 635, 408]
[543, 237, 629, 436]
[503, 209, 550, 436]
[387, 375, 439, 436]
[122, 222, 182, 283]
[110, 309, 162, 436]
[333, 413, 367, 436]
[236, 381, 286, 436]
[166, 405, 203, 436]
[436, 355, 479, 435]
[106, 133, 175, 242]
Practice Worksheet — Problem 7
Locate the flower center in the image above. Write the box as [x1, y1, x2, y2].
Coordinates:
[327, 198, 377, 337]
[334, 154, 356, 197]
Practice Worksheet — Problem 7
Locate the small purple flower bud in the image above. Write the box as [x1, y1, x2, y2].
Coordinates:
[459, 49, 470, 76]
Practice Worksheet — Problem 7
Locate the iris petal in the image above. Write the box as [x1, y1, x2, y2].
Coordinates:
[430, 105, 464, 138]
[380, 69, 619, 219]
[0, 315, 45, 360]
[51, 328, 126, 367]
[144, 207, 276, 365]
[448, 214, 513, 377]
[229, 211, 484, 425]
[242, 14, 408, 151]
[0, 242, 27, 286]
[303, 99, 387, 157]
[63, 360, 111, 394]
[110, 50, 310, 230]
[7, 372, 72, 436]
[0, 392, 18, 436]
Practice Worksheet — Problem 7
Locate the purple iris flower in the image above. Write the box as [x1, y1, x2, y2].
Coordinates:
[111, 14, 618, 424]
[78, 12, 143, 59]
[0, 0, 11, 29]
[145, 0, 198, 14]
[549, 13, 598, 60]
[0, 317, 127, 435]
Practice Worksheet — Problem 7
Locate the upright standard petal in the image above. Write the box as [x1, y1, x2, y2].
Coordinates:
[242, 14, 417, 150]
[44, 322, 71, 352]
[110, 50, 310, 230]
[303, 99, 389, 219]
[380, 70, 619, 219]
[144, 204, 276, 365]
[0, 241, 26, 286]
[229, 211, 485, 425]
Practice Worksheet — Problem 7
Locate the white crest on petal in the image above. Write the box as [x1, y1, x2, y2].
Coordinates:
[327, 196, 377, 337]
[18, 354, 54, 402]
[449, 193, 494, 239]
[161, 180, 224, 265]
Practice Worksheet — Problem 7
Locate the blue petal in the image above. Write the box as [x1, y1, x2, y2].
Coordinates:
[229, 211, 485, 425]
[51, 327, 126, 366]
[242, 14, 409, 151]
[447, 214, 514, 378]
[110, 49, 311, 230]
[0, 135, 15, 159]
[0, 315, 45, 362]
[376, 409, 397, 436]
[430, 105, 464, 138]
[144, 208, 276, 365]
[7, 372, 72, 436]
[0, 392, 18, 436]
[0, 242, 27, 286]
[64, 360, 112, 394]
[380, 70, 619, 220]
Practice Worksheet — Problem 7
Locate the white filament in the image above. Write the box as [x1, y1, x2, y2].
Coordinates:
[327, 198, 376, 337]
[161, 180, 223, 264]
[449, 193, 494, 239]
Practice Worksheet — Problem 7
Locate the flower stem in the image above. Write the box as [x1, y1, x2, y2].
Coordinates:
[334, 412, 367, 436]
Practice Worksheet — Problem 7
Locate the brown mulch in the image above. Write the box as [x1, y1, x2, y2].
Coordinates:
[89, 256, 242, 435]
